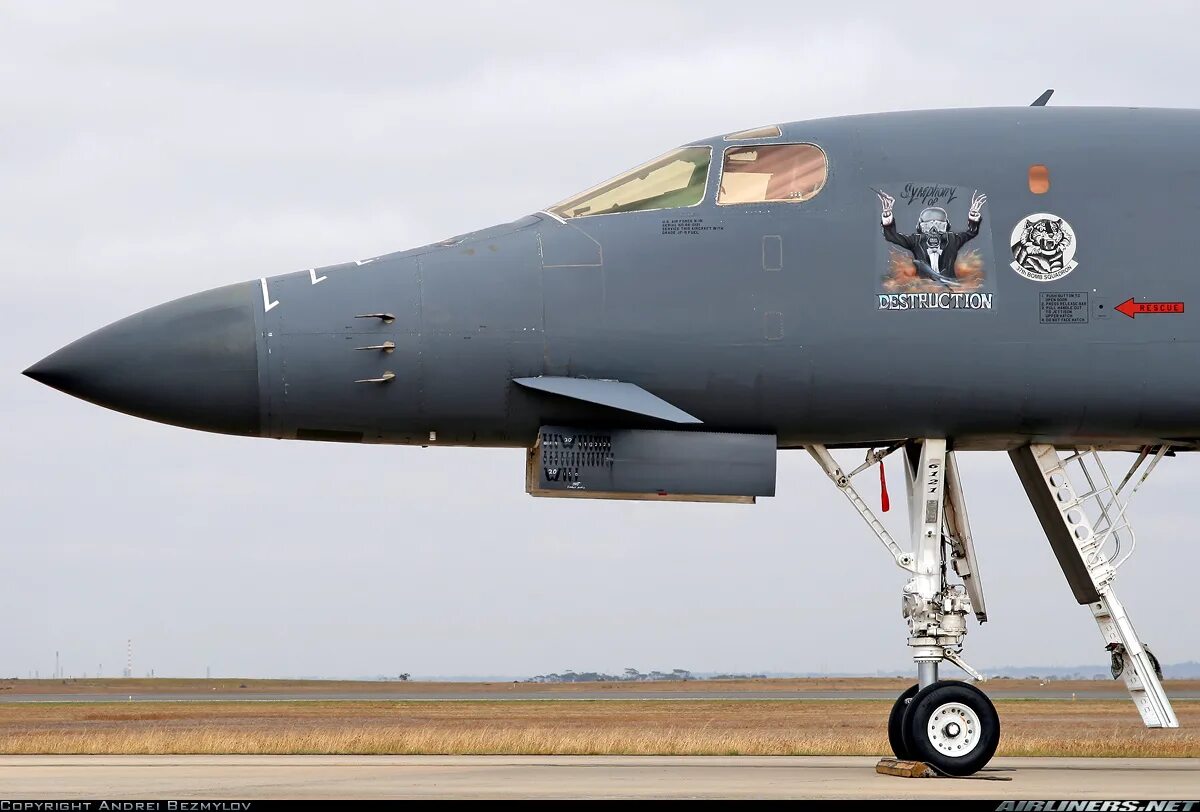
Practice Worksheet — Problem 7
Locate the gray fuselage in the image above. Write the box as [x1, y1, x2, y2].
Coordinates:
[26, 106, 1200, 451]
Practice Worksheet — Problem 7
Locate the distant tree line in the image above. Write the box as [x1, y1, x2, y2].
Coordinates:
[525, 668, 697, 683]
[523, 668, 767, 683]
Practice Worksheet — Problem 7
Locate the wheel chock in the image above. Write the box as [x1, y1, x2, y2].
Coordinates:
[875, 758, 934, 778]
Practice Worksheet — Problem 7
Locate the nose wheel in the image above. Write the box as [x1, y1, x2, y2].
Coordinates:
[887, 684, 919, 761]
[898, 680, 999, 776]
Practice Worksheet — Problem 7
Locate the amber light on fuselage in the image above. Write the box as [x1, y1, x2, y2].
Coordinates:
[1029, 164, 1050, 194]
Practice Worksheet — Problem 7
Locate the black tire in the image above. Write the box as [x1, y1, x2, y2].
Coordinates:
[900, 680, 999, 776]
[887, 684, 920, 760]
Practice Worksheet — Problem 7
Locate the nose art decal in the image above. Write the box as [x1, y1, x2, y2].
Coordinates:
[873, 183, 995, 312]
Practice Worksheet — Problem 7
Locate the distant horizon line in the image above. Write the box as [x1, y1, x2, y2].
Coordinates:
[9, 661, 1200, 682]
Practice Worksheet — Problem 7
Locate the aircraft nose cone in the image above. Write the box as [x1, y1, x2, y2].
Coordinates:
[23, 281, 261, 436]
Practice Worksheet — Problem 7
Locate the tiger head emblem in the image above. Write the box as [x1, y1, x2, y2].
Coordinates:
[1012, 217, 1071, 276]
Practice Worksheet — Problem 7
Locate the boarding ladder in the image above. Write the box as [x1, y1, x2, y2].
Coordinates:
[1015, 444, 1178, 728]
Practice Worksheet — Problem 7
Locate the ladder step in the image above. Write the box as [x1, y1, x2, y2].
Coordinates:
[1091, 590, 1178, 728]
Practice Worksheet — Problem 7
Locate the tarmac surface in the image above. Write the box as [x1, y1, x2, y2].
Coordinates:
[4, 688, 1198, 702]
[2, 755, 1197, 799]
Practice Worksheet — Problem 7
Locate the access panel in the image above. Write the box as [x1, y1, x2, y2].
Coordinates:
[526, 425, 776, 503]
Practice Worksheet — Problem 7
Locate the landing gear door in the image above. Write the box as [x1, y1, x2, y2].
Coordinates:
[944, 451, 987, 622]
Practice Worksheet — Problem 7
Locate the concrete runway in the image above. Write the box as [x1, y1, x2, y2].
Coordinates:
[2, 756, 1197, 799]
[4, 689, 1197, 702]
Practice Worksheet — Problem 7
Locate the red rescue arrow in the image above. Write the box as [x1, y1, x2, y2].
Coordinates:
[1114, 298, 1185, 319]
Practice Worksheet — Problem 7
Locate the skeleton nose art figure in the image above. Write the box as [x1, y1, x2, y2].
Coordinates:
[878, 189, 987, 286]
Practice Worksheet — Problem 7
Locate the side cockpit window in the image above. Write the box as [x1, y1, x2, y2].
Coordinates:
[547, 146, 711, 220]
[717, 144, 827, 205]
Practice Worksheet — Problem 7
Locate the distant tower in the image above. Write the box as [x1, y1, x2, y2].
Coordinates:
[55, 651, 60, 680]
[123, 639, 132, 678]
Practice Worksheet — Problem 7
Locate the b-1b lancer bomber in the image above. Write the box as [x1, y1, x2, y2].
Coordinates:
[24, 93, 1191, 774]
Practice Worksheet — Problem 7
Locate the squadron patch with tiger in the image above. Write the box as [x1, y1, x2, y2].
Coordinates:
[1009, 213, 1079, 282]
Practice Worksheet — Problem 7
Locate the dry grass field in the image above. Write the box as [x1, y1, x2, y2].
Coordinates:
[6, 676, 1197, 696]
[0, 676, 918, 695]
[1, 699, 1197, 758]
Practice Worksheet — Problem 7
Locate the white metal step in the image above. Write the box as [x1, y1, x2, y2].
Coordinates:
[1090, 588, 1177, 728]
[1019, 444, 1177, 728]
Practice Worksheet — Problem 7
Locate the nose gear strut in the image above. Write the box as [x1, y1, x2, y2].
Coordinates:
[809, 440, 985, 689]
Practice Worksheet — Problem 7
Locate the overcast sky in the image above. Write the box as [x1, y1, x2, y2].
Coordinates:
[3, 1, 1199, 680]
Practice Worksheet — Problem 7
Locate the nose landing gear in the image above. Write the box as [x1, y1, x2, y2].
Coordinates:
[811, 439, 1178, 777]
[812, 440, 992, 774]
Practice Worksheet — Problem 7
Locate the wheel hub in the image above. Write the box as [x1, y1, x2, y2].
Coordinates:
[926, 701, 980, 756]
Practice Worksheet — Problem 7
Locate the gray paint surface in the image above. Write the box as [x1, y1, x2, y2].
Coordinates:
[513, 377, 702, 424]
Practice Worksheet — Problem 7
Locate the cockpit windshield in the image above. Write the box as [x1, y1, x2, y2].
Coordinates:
[547, 146, 711, 220]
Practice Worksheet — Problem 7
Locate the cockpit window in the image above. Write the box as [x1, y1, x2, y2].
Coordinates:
[547, 146, 712, 219]
[717, 143, 827, 205]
